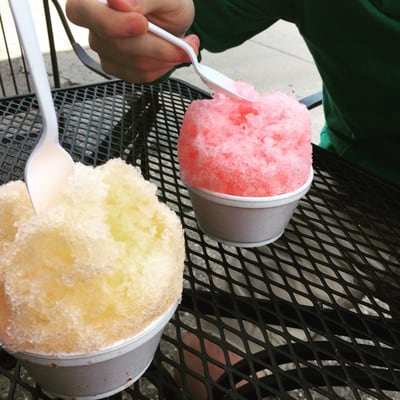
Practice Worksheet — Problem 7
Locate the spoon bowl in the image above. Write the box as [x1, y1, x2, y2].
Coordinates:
[10, 0, 75, 213]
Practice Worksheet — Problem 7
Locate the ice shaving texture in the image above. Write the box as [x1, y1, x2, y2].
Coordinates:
[178, 84, 312, 196]
[0, 159, 184, 354]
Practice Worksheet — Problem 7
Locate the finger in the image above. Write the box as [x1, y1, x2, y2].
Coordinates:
[106, 0, 140, 12]
[98, 44, 180, 82]
[66, 0, 147, 37]
[137, 0, 195, 36]
[184, 34, 201, 55]
[93, 34, 199, 82]
[100, 59, 176, 83]
[89, 30, 198, 65]
[105, 0, 187, 35]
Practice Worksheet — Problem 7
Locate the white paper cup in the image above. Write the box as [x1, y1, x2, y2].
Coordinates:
[11, 301, 178, 399]
[186, 169, 313, 247]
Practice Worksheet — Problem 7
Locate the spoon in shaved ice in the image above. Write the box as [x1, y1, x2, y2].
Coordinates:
[97, 0, 254, 102]
[10, 0, 75, 213]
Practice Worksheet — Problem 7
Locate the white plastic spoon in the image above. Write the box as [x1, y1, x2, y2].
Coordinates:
[147, 22, 253, 101]
[9, 0, 75, 213]
[97, 0, 253, 101]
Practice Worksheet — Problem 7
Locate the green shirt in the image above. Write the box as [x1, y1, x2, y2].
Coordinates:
[190, 0, 400, 186]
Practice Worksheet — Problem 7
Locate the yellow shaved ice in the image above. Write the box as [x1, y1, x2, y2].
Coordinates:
[0, 159, 185, 354]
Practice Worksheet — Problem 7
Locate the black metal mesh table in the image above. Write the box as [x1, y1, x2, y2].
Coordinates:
[0, 79, 399, 400]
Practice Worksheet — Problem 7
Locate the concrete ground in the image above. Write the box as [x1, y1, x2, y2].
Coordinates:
[1, 0, 324, 142]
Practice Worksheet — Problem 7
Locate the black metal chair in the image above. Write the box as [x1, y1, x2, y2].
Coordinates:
[44, 0, 112, 86]
[0, 0, 110, 98]
[0, 9, 30, 96]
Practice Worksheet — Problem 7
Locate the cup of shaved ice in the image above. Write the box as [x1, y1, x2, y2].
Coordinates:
[178, 84, 313, 247]
[0, 159, 185, 398]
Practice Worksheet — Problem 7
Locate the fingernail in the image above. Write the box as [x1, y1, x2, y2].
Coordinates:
[186, 34, 200, 50]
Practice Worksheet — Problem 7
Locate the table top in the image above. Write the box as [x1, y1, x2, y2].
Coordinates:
[0, 79, 399, 400]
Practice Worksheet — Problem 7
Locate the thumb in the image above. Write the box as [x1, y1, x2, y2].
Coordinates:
[185, 34, 200, 54]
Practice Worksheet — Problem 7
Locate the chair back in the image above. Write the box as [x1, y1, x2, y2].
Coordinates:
[0, 8, 32, 97]
[0, 0, 109, 98]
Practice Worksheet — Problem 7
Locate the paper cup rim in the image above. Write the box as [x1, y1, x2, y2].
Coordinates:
[9, 300, 179, 365]
[185, 168, 313, 208]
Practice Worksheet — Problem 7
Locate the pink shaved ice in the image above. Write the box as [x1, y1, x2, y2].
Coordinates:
[178, 83, 312, 197]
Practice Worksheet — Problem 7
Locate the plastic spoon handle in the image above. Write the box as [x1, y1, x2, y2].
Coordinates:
[148, 22, 198, 66]
[9, 0, 58, 145]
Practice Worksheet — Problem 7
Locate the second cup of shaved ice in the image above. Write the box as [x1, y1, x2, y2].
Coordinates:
[178, 84, 313, 247]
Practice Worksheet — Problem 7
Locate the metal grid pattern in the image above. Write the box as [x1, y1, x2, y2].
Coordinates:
[0, 79, 399, 400]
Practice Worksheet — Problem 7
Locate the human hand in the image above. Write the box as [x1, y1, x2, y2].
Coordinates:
[66, 0, 199, 82]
